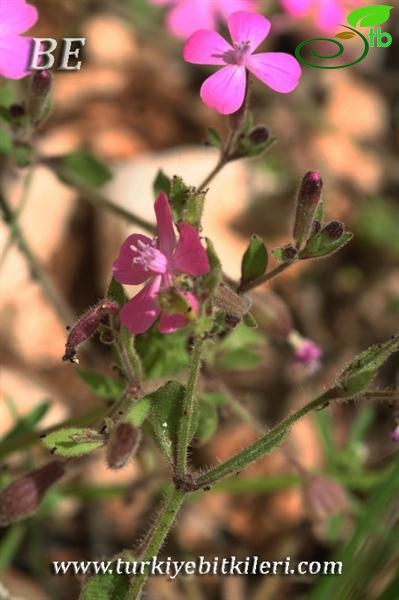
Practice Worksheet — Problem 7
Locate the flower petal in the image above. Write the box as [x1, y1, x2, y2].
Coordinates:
[183, 30, 233, 66]
[218, 0, 259, 20]
[0, 0, 38, 36]
[112, 233, 154, 285]
[200, 65, 246, 114]
[172, 223, 210, 276]
[227, 11, 270, 52]
[247, 52, 301, 93]
[0, 35, 33, 79]
[154, 192, 176, 257]
[317, 0, 343, 32]
[280, 0, 311, 18]
[119, 276, 162, 335]
[167, 0, 215, 38]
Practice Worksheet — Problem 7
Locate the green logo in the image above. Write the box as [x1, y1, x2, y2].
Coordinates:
[295, 4, 394, 69]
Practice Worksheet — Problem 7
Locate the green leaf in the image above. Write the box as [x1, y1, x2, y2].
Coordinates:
[12, 144, 33, 167]
[135, 326, 190, 379]
[347, 5, 394, 28]
[169, 175, 205, 227]
[242, 312, 257, 328]
[3, 401, 50, 442]
[300, 231, 353, 259]
[218, 348, 262, 371]
[0, 523, 25, 575]
[148, 381, 185, 458]
[207, 127, 222, 148]
[61, 150, 112, 187]
[272, 247, 284, 261]
[0, 128, 12, 155]
[106, 276, 128, 306]
[125, 395, 151, 427]
[77, 369, 123, 400]
[42, 427, 104, 457]
[153, 169, 171, 196]
[336, 335, 399, 394]
[80, 562, 130, 600]
[241, 235, 268, 286]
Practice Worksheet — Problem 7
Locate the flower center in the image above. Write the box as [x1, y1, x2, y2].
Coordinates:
[221, 40, 251, 66]
[131, 238, 167, 274]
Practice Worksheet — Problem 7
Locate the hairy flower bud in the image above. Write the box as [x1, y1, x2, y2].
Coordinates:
[0, 461, 65, 526]
[106, 422, 141, 469]
[28, 70, 54, 125]
[322, 220, 344, 241]
[215, 283, 251, 321]
[293, 171, 323, 248]
[63, 299, 119, 363]
[248, 126, 270, 145]
[251, 290, 293, 338]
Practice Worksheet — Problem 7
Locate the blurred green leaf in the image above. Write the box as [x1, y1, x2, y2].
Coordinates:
[60, 150, 112, 187]
[12, 144, 33, 167]
[0, 523, 25, 575]
[241, 235, 268, 287]
[0, 127, 12, 155]
[153, 169, 171, 197]
[77, 369, 123, 400]
[148, 381, 185, 458]
[135, 325, 190, 379]
[3, 401, 50, 442]
[42, 427, 104, 457]
[195, 397, 218, 444]
[207, 127, 222, 148]
[217, 324, 264, 370]
[336, 335, 399, 394]
[300, 230, 353, 259]
[356, 198, 399, 256]
[80, 561, 130, 600]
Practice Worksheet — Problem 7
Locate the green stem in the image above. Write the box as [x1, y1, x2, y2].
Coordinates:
[116, 328, 144, 387]
[127, 488, 185, 600]
[238, 260, 295, 293]
[197, 387, 342, 488]
[175, 338, 204, 477]
[0, 193, 74, 324]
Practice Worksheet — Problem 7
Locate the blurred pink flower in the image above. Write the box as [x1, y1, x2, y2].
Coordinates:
[390, 425, 399, 443]
[183, 11, 301, 114]
[288, 331, 323, 373]
[280, 0, 360, 32]
[0, 0, 38, 79]
[151, 0, 257, 39]
[112, 192, 210, 335]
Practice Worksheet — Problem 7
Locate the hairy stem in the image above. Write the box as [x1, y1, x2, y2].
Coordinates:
[197, 387, 342, 488]
[175, 338, 204, 477]
[238, 260, 296, 293]
[0, 193, 74, 324]
[127, 488, 185, 599]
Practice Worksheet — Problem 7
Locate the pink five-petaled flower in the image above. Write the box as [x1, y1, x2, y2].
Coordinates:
[150, 0, 257, 39]
[183, 11, 302, 114]
[112, 192, 210, 335]
[0, 0, 38, 80]
[280, 0, 360, 33]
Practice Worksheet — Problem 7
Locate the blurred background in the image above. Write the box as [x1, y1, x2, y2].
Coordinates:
[0, 1, 398, 599]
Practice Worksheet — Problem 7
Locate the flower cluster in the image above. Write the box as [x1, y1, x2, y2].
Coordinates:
[112, 192, 209, 335]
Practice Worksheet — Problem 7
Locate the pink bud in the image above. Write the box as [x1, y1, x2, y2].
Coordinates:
[63, 300, 119, 363]
[106, 422, 141, 469]
[0, 461, 65, 526]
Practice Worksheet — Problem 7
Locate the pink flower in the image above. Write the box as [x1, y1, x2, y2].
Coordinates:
[280, 0, 360, 32]
[390, 425, 399, 443]
[112, 192, 210, 335]
[183, 11, 301, 114]
[288, 331, 323, 373]
[151, 0, 257, 39]
[0, 0, 38, 79]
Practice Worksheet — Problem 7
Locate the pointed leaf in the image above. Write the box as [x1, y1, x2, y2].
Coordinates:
[347, 5, 394, 28]
[107, 276, 128, 306]
[148, 381, 185, 458]
[336, 335, 399, 394]
[42, 427, 104, 457]
[61, 150, 112, 187]
[300, 231, 353, 259]
[241, 235, 268, 286]
[153, 169, 171, 196]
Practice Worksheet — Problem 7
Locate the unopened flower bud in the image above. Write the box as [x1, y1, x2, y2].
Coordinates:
[293, 171, 323, 248]
[322, 220, 344, 241]
[281, 243, 298, 261]
[28, 70, 54, 125]
[215, 283, 251, 320]
[390, 425, 399, 443]
[63, 299, 119, 363]
[248, 126, 270, 145]
[304, 475, 351, 542]
[0, 461, 65, 526]
[251, 290, 293, 338]
[106, 422, 141, 469]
